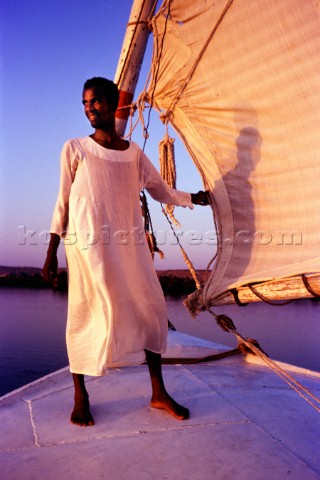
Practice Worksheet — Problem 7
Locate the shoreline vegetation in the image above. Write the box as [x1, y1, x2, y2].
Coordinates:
[0, 266, 205, 297]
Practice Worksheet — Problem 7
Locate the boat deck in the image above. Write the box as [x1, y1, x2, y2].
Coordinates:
[1, 332, 320, 479]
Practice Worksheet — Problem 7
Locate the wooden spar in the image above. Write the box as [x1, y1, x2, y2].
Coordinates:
[114, 0, 156, 137]
[208, 274, 320, 306]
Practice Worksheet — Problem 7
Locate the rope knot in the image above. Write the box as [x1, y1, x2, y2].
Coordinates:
[159, 110, 174, 124]
[130, 103, 137, 115]
[183, 289, 206, 318]
[137, 91, 150, 105]
[147, 17, 154, 32]
[238, 338, 269, 356]
[216, 315, 236, 332]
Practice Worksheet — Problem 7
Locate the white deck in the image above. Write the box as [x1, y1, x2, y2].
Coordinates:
[1, 332, 320, 480]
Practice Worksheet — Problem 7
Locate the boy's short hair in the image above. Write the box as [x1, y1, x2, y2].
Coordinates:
[83, 77, 119, 111]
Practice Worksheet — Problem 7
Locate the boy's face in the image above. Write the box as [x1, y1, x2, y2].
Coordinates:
[82, 87, 114, 129]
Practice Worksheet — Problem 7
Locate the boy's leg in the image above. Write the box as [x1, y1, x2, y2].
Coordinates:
[145, 349, 189, 420]
[70, 373, 94, 426]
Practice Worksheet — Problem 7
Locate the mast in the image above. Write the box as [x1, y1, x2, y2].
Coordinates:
[114, 0, 157, 137]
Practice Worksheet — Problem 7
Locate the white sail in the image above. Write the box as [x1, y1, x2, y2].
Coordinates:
[143, 0, 320, 305]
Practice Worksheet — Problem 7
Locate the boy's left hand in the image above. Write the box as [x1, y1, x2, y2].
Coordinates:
[191, 190, 210, 206]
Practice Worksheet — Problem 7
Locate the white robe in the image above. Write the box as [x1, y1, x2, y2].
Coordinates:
[50, 137, 193, 375]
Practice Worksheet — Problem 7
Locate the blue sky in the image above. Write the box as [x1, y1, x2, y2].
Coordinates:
[1, 0, 214, 270]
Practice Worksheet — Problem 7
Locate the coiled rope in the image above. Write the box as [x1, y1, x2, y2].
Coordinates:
[158, 128, 181, 226]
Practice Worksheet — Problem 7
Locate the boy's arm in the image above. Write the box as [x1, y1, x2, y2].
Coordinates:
[42, 233, 61, 287]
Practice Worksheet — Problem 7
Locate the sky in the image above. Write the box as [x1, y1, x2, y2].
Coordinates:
[1, 0, 214, 270]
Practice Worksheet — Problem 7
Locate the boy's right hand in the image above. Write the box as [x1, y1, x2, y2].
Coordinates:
[42, 253, 58, 288]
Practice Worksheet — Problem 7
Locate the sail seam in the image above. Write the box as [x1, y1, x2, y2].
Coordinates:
[164, 0, 235, 117]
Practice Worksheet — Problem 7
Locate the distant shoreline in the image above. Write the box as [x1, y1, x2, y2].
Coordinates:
[0, 266, 204, 297]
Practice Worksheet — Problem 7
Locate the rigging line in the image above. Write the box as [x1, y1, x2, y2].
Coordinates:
[165, 0, 235, 117]
[242, 336, 320, 413]
[142, 0, 171, 152]
[248, 284, 294, 306]
[161, 348, 241, 365]
[161, 204, 202, 290]
[302, 274, 320, 298]
[231, 288, 248, 307]
[207, 309, 320, 414]
[149, 0, 160, 20]
[124, 111, 141, 139]
[203, 187, 224, 287]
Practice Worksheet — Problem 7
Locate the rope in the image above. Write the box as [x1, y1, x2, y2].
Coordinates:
[159, 132, 176, 190]
[248, 284, 294, 306]
[161, 205, 202, 290]
[302, 274, 320, 298]
[141, 191, 164, 260]
[161, 348, 240, 365]
[207, 310, 320, 414]
[148, 0, 159, 22]
[231, 288, 248, 307]
[184, 283, 320, 412]
[158, 130, 181, 226]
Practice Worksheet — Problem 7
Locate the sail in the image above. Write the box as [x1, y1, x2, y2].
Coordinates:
[145, 0, 320, 305]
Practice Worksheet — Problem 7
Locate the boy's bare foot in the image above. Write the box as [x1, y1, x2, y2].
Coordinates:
[150, 393, 190, 420]
[70, 393, 94, 426]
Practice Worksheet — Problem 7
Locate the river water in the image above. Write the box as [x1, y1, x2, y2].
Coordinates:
[0, 287, 319, 397]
